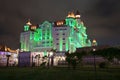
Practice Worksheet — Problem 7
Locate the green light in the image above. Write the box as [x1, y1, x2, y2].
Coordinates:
[60, 37, 62, 51]
[65, 15, 92, 52]
[24, 25, 29, 31]
[66, 38, 69, 51]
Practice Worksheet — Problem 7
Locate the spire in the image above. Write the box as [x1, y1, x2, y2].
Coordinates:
[26, 19, 32, 25]
[75, 10, 80, 18]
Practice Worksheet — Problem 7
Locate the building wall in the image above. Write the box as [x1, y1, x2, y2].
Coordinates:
[20, 31, 32, 51]
[52, 26, 70, 52]
[0, 51, 18, 66]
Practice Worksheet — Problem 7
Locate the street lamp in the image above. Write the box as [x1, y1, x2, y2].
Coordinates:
[93, 48, 96, 72]
[92, 39, 97, 80]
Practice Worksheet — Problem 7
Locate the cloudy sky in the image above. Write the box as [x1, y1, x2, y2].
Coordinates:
[0, 0, 120, 49]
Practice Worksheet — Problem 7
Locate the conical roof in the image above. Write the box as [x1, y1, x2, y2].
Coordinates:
[75, 10, 80, 15]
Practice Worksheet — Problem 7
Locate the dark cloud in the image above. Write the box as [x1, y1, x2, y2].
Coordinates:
[0, 0, 120, 49]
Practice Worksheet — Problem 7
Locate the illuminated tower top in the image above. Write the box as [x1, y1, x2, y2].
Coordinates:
[67, 12, 75, 18]
[26, 19, 32, 26]
[24, 19, 32, 31]
[75, 10, 81, 18]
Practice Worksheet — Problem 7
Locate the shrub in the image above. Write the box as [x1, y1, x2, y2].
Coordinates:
[99, 62, 108, 68]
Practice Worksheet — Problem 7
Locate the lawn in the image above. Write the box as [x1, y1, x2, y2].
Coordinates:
[0, 66, 120, 80]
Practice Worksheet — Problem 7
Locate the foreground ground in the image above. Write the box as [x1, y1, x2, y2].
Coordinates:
[0, 65, 120, 80]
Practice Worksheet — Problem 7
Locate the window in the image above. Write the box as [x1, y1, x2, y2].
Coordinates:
[56, 38, 59, 40]
[63, 43, 65, 45]
[63, 38, 65, 40]
[47, 33, 49, 35]
[63, 33, 65, 35]
[56, 33, 59, 35]
[56, 43, 59, 45]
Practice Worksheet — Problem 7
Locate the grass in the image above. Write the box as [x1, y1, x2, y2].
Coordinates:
[0, 66, 120, 80]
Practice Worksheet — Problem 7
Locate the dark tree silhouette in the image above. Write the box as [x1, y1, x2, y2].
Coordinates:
[6, 55, 11, 67]
[91, 47, 120, 62]
[65, 51, 87, 69]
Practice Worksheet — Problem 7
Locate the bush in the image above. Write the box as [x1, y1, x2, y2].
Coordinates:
[99, 62, 108, 68]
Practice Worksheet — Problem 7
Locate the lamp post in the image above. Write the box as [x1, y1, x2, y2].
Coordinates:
[93, 48, 96, 73]
[92, 39, 97, 80]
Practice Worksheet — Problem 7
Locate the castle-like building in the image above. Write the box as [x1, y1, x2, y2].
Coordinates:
[20, 11, 91, 56]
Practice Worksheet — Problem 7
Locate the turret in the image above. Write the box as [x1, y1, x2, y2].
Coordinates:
[26, 19, 32, 26]
[67, 12, 75, 18]
[75, 10, 80, 19]
[24, 19, 32, 31]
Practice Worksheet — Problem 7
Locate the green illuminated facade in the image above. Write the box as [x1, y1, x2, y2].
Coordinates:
[20, 11, 91, 54]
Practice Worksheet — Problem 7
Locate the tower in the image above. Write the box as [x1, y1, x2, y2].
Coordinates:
[20, 20, 35, 51]
[65, 11, 91, 53]
[24, 19, 32, 31]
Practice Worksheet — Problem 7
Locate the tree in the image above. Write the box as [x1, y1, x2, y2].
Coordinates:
[91, 47, 120, 63]
[65, 51, 87, 69]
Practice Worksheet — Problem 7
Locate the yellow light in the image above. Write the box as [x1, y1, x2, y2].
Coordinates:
[67, 12, 75, 18]
[31, 26, 37, 30]
[93, 39, 96, 43]
[75, 15, 80, 18]
[26, 19, 32, 25]
[56, 21, 64, 26]
[92, 39, 97, 46]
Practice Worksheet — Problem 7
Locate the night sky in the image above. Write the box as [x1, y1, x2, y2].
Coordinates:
[0, 0, 120, 49]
